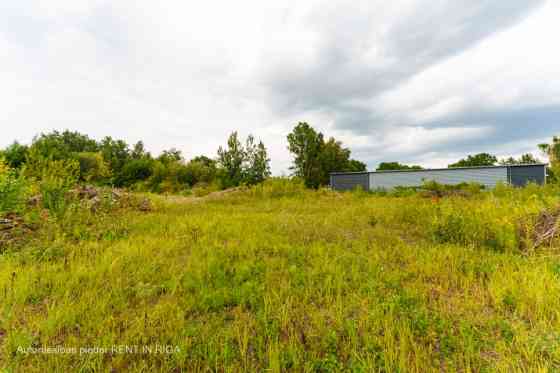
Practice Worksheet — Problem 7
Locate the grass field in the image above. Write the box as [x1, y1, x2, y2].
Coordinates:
[1, 181, 560, 372]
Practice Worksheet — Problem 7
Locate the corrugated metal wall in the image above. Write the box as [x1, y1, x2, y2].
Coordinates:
[330, 172, 369, 191]
[509, 165, 546, 186]
[330, 165, 547, 191]
[369, 167, 508, 190]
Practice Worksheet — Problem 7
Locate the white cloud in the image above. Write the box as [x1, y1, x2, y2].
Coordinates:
[0, 0, 558, 173]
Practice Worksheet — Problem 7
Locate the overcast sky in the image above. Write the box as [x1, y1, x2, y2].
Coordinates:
[1, 0, 558, 173]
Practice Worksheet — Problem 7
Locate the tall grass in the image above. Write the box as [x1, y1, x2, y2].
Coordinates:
[1, 181, 560, 371]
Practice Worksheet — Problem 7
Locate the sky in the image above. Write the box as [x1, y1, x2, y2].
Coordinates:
[1, 0, 559, 174]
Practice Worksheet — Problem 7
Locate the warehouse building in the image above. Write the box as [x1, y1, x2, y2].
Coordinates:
[330, 164, 547, 191]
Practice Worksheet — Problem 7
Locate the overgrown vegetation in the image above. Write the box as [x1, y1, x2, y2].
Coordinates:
[0, 130, 271, 194]
[0, 156, 151, 253]
[1, 174, 560, 371]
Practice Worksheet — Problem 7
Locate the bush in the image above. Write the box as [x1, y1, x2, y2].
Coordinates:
[140, 159, 215, 194]
[75, 152, 111, 183]
[26, 158, 80, 216]
[145, 161, 167, 192]
[248, 177, 306, 198]
[0, 159, 29, 214]
[183, 160, 217, 186]
[1, 142, 29, 169]
[116, 158, 153, 187]
[430, 201, 519, 252]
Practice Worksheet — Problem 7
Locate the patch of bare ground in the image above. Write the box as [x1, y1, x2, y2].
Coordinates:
[164, 187, 245, 204]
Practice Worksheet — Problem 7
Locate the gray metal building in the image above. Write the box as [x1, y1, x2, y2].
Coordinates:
[330, 164, 547, 191]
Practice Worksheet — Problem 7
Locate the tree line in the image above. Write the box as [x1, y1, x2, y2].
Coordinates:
[0, 130, 270, 193]
[1, 124, 559, 191]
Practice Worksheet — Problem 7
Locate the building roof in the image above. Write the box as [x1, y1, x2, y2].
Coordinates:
[330, 163, 547, 175]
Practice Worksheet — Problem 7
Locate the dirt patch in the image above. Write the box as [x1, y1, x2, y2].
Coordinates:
[206, 187, 244, 197]
[165, 187, 245, 204]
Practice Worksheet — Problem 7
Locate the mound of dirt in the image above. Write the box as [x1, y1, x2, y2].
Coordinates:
[27, 185, 153, 213]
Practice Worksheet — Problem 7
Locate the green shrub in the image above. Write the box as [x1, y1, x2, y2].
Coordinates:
[183, 160, 217, 186]
[144, 160, 193, 193]
[75, 152, 111, 183]
[28, 158, 80, 216]
[248, 177, 306, 198]
[116, 158, 153, 187]
[0, 159, 29, 214]
[1, 142, 29, 169]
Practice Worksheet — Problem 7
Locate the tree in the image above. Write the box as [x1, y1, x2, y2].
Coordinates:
[99, 137, 131, 185]
[183, 158, 217, 186]
[157, 148, 182, 164]
[287, 123, 325, 188]
[347, 159, 367, 172]
[499, 153, 540, 165]
[184, 156, 219, 186]
[244, 135, 271, 185]
[539, 136, 560, 182]
[131, 141, 151, 160]
[118, 158, 153, 186]
[218, 132, 246, 187]
[30, 130, 99, 160]
[319, 138, 361, 185]
[59, 130, 99, 153]
[1, 142, 29, 169]
[320, 138, 350, 175]
[287, 122, 367, 188]
[216, 132, 271, 187]
[75, 152, 111, 182]
[448, 153, 497, 168]
[376, 162, 423, 171]
[191, 155, 216, 168]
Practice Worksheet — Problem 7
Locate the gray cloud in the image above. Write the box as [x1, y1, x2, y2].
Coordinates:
[258, 0, 557, 169]
[0, 0, 558, 173]
[262, 1, 545, 117]
[350, 105, 560, 168]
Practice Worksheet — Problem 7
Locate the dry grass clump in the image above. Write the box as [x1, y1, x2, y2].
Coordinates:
[532, 206, 560, 247]
[518, 205, 560, 253]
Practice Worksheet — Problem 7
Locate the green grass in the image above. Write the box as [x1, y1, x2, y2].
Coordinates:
[1, 183, 560, 372]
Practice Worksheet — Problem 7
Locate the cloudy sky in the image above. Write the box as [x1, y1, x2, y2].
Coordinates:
[1, 0, 558, 173]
